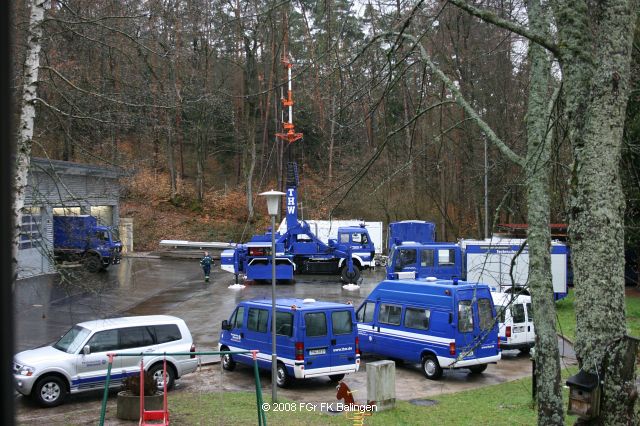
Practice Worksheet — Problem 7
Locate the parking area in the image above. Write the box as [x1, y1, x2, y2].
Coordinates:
[14, 256, 577, 424]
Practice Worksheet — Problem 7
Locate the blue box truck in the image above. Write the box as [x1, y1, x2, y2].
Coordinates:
[53, 215, 122, 272]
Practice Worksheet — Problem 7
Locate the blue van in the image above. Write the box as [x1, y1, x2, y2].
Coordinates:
[356, 279, 500, 379]
[218, 298, 360, 387]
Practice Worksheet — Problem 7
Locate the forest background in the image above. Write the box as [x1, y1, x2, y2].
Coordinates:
[10, 0, 639, 256]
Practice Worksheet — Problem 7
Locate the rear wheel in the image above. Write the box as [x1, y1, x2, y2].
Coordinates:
[32, 375, 67, 407]
[340, 264, 361, 284]
[519, 347, 531, 355]
[148, 363, 176, 391]
[329, 374, 345, 382]
[276, 362, 291, 388]
[221, 346, 236, 371]
[421, 355, 443, 380]
[468, 364, 487, 374]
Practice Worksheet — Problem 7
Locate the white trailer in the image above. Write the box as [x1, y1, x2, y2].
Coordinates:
[461, 237, 568, 297]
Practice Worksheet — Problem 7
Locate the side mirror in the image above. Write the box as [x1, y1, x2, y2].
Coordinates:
[221, 320, 231, 331]
[83, 345, 91, 355]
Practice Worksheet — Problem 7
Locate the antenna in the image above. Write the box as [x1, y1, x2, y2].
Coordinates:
[275, 22, 303, 144]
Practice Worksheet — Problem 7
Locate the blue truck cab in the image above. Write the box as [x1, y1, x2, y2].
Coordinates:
[53, 215, 122, 272]
[356, 279, 500, 379]
[388, 242, 462, 280]
[219, 298, 360, 387]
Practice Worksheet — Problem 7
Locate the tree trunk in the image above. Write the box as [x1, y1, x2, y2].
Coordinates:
[246, 118, 256, 219]
[166, 127, 177, 202]
[328, 94, 336, 184]
[13, 0, 47, 279]
[196, 133, 204, 203]
[552, 1, 638, 423]
[524, 2, 563, 423]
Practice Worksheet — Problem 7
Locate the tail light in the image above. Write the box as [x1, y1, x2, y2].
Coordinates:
[190, 343, 196, 359]
[497, 336, 501, 349]
[506, 326, 511, 338]
[295, 342, 304, 361]
[355, 337, 361, 355]
[449, 342, 456, 355]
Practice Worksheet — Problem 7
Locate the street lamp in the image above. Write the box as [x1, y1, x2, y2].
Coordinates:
[259, 190, 285, 403]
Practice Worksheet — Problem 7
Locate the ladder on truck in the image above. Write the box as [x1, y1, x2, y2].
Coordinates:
[139, 357, 169, 425]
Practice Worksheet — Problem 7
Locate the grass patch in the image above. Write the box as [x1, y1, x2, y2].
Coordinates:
[169, 370, 579, 425]
[555, 289, 640, 341]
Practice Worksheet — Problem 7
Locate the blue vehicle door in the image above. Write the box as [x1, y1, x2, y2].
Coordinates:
[355, 301, 377, 353]
[373, 302, 404, 358]
[225, 306, 248, 361]
[455, 291, 478, 361]
[275, 310, 295, 366]
[474, 296, 499, 359]
[244, 307, 271, 368]
[393, 248, 418, 275]
[329, 309, 356, 369]
[302, 311, 331, 372]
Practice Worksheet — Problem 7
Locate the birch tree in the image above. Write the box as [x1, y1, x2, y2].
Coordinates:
[13, 0, 48, 281]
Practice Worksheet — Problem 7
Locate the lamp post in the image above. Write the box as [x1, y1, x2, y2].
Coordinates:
[259, 190, 285, 403]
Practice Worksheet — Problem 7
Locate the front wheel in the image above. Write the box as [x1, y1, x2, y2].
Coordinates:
[468, 364, 487, 374]
[421, 355, 443, 380]
[84, 255, 101, 273]
[340, 264, 361, 284]
[32, 375, 67, 407]
[221, 348, 236, 371]
[276, 362, 291, 388]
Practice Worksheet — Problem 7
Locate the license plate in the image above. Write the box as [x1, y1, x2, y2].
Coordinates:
[514, 326, 525, 333]
[309, 348, 326, 355]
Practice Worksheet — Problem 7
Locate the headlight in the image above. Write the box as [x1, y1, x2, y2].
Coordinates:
[14, 363, 35, 377]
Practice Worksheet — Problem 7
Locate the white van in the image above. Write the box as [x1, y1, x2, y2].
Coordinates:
[13, 315, 198, 407]
[491, 292, 535, 353]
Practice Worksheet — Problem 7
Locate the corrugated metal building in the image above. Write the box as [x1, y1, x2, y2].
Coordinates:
[17, 157, 121, 279]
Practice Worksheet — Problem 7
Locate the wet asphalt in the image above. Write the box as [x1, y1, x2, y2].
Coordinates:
[13, 256, 577, 425]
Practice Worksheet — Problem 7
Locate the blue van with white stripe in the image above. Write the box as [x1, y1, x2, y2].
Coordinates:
[356, 279, 500, 379]
[219, 298, 360, 387]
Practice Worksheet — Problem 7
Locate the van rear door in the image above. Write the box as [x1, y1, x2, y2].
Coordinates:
[475, 296, 499, 359]
[510, 302, 528, 347]
[303, 311, 331, 373]
[525, 301, 535, 345]
[329, 309, 357, 370]
[455, 290, 498, 360]
[455, 296, 477, 360]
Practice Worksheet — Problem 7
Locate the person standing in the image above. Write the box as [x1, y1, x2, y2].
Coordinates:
[200, 251, 213, 282]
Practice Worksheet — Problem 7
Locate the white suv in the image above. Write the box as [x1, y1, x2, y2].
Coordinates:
[13, 315, 198, 407]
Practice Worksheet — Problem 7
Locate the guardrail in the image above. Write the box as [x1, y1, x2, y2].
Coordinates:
[159, 240, 238, 249]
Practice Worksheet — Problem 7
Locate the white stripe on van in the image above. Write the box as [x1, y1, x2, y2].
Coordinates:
[357, 324, 454, 346]
[221, 344, 358, 378]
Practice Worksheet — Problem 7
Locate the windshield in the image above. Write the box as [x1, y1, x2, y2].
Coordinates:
[53, 325, 91, 354]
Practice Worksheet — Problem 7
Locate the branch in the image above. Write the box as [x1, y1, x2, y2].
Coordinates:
[393, 32, 526, 167]
[40, 66, 175, 110]
[445, 0, 560, 57]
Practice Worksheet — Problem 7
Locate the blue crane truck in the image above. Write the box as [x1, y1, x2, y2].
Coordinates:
[53, 215, 122, 272]
[221, 163, 376, 284]
[387, 226, 568, 300]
